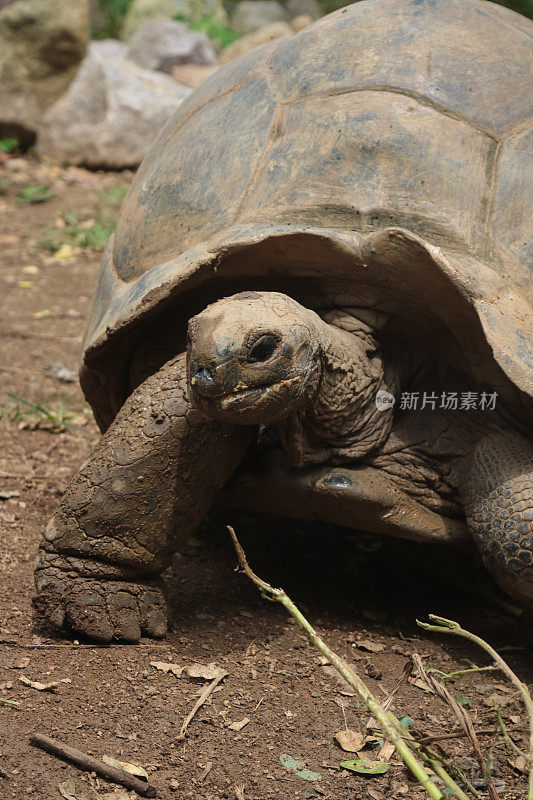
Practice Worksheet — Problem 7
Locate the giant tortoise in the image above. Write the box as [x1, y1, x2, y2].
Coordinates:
[34, 0, 532, 641]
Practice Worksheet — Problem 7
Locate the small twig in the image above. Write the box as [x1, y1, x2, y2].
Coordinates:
[422, 746, 483, 800]
[227, 526, 468, 800]
[494, 705, 528, 760]
[0, 698, 20, 708]
[177, 671, 227, 739]
[418, 615, 533, 800]
[411, 653, 500, 800]
[29, 733, 156, 797]
[417, 728, 500, 744]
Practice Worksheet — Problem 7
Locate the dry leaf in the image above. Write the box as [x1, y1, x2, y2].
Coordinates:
[509, 755, 528, 774]
[53, 244, 80, 260]
[150, 661, 184, 677]
[355, 639, 385, 653]
[380, 741, 396, 762]
[334, 729, 366, 752]
[408, 676, 434, 694]
[19, 675, 71, 692]
[228, 717, 250, 732]
[186, 662, 225, 680]
[58, 779, 90, 800]
[102, 755, 149, 781]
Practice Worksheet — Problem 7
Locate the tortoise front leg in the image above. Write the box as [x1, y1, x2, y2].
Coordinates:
[460, 433, 533, 614]
[34, 353, 255, 642]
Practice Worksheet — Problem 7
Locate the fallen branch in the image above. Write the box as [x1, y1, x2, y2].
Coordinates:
[417, 614, 533, 800]
[177, 670, 227, 739]
[411, 653, 500, 800]
[29, 733, 156, 797]
[227, 526, 468, 800]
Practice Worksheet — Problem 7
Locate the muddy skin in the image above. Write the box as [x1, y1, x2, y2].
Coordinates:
[34, 352, 254, 642]
[35, 292, 532, 640]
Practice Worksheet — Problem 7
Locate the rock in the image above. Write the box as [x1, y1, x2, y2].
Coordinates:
[230, 0, 288, 35]
[0, 0, 89, 142]
[287, 0, 322, 20]
[220, 21, 293, 64]
[38, 40, 191, 169]
[171, 63, 218, 88]
[127, 19, 216, 73]
[291, 14, 313, 32]
[122, 0, 174, 39]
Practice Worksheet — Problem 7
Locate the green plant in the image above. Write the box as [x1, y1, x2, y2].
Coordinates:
[16, 185, 56, 204]
[1, 394, 76, 433]
[0, 137, 20, 154]
[92, 0, 133, 39]
[39, 185, 127, 252]
[174, 13, 240, 49]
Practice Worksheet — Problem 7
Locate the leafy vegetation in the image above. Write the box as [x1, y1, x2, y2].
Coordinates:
[1, 394, 77, 433]
[92, 0, 134, 39]
[0, 137, 20, 154]
[174, 13, 240, 49]
[16, 185, 57, 205]
[38, 185, 127, 252]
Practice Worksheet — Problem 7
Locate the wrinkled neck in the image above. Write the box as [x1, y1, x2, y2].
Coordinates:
[278, 319, 398, 467]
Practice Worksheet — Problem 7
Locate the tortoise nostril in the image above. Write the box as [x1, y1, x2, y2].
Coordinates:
[194, 367, 214, 385]
[247, 334, 280, 364]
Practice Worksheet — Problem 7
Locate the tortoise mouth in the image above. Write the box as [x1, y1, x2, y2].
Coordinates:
[192, 376, 302, 421]
[206, 378, 295, 406]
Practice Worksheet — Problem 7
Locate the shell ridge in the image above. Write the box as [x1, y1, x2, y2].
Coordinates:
[233, 103, 285, 223]
[155, 73, 260, 153]
[482, 138, 503, 262]
[282, 84, 500, 141]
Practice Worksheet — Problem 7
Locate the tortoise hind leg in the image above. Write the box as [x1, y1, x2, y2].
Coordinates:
[460, 433, 533, 613]
[34, 352, 254, 642]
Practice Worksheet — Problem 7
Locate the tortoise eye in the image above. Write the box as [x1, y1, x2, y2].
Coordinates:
[247, 334, 279, 363]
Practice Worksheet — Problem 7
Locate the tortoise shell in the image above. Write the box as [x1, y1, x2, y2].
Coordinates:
[81, 0, 532, 431]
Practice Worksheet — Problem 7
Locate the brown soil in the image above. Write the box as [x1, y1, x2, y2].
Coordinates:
[0, 157, 531, 800]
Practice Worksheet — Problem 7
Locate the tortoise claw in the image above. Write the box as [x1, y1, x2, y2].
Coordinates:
[34, 552, 167, 643]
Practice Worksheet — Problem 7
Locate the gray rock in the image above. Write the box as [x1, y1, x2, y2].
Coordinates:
[171, 63, 218, 88]
[230, 1, 288, 35]
[38, 40, 191, 169]
[220, 21, 293, 64]
[287, 0, 322, 20]
[0, 0, 89, 141]
[127, 19, 216, 73]
[291, 13, 314, 32]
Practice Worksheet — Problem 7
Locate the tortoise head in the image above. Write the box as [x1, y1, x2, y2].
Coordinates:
[186, 291, 322, 424]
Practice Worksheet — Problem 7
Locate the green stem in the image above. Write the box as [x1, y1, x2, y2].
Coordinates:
[228, 527, 471, 800]
[417, 615, 533, 800]
[426, 665, 498, 681]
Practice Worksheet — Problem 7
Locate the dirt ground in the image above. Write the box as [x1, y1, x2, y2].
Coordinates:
[0, 156, 531, 800]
